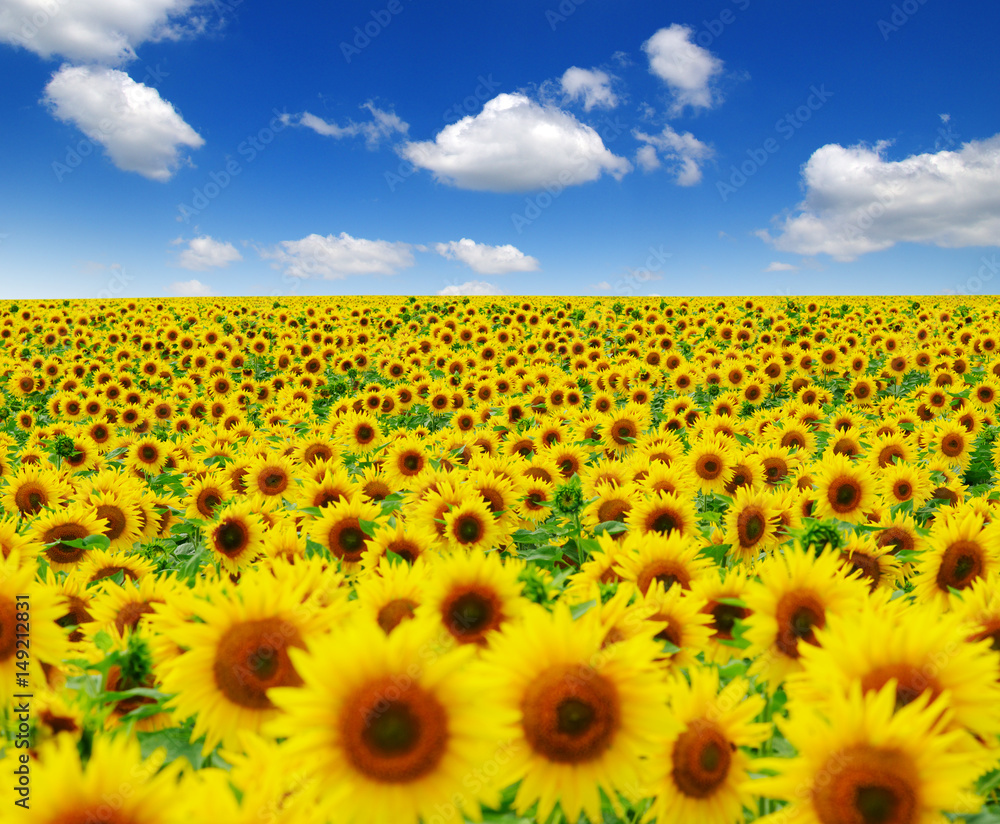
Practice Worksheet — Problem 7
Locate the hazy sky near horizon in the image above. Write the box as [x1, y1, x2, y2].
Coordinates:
[1, 0, 999, 300]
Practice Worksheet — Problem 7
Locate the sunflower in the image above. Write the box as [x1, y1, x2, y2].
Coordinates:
[208, 499, 268, 575]
[562, 533, 628, 604]
[471, 602, 672, 824]
[245, 453, 297, 498]
[927, 420, 975, 471]
[81, 488, 145, 551]
[359, 464, 394, 502]
[269, 616, 514, 824]
[383, 435, 432, 488]
[417, 550, 526, 646]
[583, 480, 636, 531]
[812, 452, 877, 525]
[877, 460, 932, 509]
[78, 546, 157, 586]
[0, 516, 40, 569]
[911, 509, 1000, 610]
[0, 561, 66, 704]
[441, 496, 501, 553]
[601, 402, 650, 455]
[867, 430, 916, 469]
[355, 556, 428, 634]
[742, 546, 869, 689]
[83, 572, 185, 642]
[613, 530, 714, 597]
[183, 469, 233, 521]
[787, 600, 1000, 744]
[363, 520, 438, 570]
[639, 582, 714, 672]
[27, 733, 184, 823]
[690, 567, 753, 664]
[125, 435, 170, 475]
[1, 464, 68, 516]
[159, 571, 328, 754]
[308, 495, 382, 572]
[643, 665, 770, 824]
[686, 434, 737, 495]
[30, 504, 108, 572]
[337, 409, 383, 454]
[751, 681, 987, 824]
[465, 468, 522, 531]
[291, 464, 358, 510]
[837, 533, 905, 592]
[626, 489, 697, 538]
[723, 485, 782, 563]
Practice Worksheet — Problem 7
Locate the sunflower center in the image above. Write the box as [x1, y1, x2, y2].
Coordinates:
[139, 445, 158, 462]
[941, 436, 964, 457]
[697, 456, 722, 479]
[259, 470, 288, 495]
[0, 597, 17, 662]
[357, 425, 374, 443]
[215, 521, 250, 557]
[841, 551, 882, 591]
[521, 664, 620, 763]
[936, 540, 984, 591]
[341, 679, 448, 783]
[598, 499, 628, 523]
[648, 510, 679, 534]
[213, 618, 304, 709]
[95, 504, 128, 541]
[401, 453, 422, 473]
[830, 478, 861, 511]
[775, 591, 825, 658]
[196, 490, 222, 518]
[14, 482, 48, 515]
[455, 515, 483, 544]
[894, 482, 911, 500]
[443, 588, 502, 644]
[736, 508, 766, 548]
[861, 663, 942, 711]
[115, 600, 160, 635]
[878, 446, 903, 467]
[705, 602, 751, 641]
[762, 458, 788, 484]
[376, 598, 418, 634]
[42, 522, 89, 565]
[671, 719, 732, 799]
[637, 560, 690, 597]
[812, 746, 918, 824]
[327, 519, 367, 563]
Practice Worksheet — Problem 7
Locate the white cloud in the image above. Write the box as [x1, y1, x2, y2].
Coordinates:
[759, 136, 1000, 261]
[591, 281, 612, 290]
[400, 92, 631, 192]
[0, 0, 205, 65]
[437, 280, 505, 296]
[43, 65, 203, 181]
[295, 102, 408, 149]
[560, 67, 617, 111]
[434, 238, 539, 275]
[169, 278, 215, 297]
[260, 232, 414, 280]
[642, 24, 723, 114]
[633, 125, 713, 185]
[764, 261, 798, 272]
[178, 235, 242, 270]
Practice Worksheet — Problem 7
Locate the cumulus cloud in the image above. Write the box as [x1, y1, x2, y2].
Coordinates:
[560, 67, 617, 111]
[177, 235, 242, 270]
[591, 281, 612, 290]
[294, 102, 408, 149]
[260, 232, 414, 280]
[764, 261, 798, 272]
[169, 278, 215, 296]
[434, 238, 539, 275]
[759, 136, 1000, 261]
[0, 0, 206, 65]
[643, 24, 723, 114]
[437, 280, 505, 296]
[400, 92, 631, 192]
[43, 64, 203, 180]
[633, 125, 713, 185]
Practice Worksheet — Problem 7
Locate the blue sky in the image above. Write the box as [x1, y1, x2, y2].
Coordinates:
[1, 0, 998, 299]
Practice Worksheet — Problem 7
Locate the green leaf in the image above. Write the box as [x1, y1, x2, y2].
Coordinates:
[138, 726, 206, 770]
[93, 630, 113, 652]
[592, 520, 628, 537]
[660, 639, 681, 655]
[716, 597, 747, 608]
[570, 600, 596, 620]
[359, 518, 379, 538]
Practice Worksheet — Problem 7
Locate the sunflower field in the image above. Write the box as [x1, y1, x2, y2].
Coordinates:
[2, 294, 1000, 824]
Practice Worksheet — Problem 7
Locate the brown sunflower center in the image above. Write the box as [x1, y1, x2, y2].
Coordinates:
[636, 559, 691, 597]
[775, 591, 825, 658]
[696, 455, 723, 480]
[935, 540, 984, 591]
[454, 514, 484, 545]
[259, 470, 288, 495]
[327, 518, 367, 563]
[841, 551, 881, 591]
[115, 599, 161, 635]
[139, 445, 158, 463]
[812, 746, 918, 824]
[861, 663, 943, 711]
[341, 678, 449, 783]
[400, 453, 423, 474]
[705, 601, 751, 641]
[376, 598, 418, 634]
[196, 489, 223, 519]
[213, 618, 304, 709]
[940, 435, 965, 458]
[598, 499, 629, 523]
[829, 477, 862, 512]
[215, 520, 250, 557]
[671, 719, 733, 799]
[736, 508, 766, 548]
[95, 504, 128, 541]
[0, 597, 17, 662]
[521, 664, 620, 764]
[647, 508, 681, 534]
[442, 587, 503, 644]
[762, 457, 788, 485]
[42, 522, 90, 565]
[356, 425, 375, 443]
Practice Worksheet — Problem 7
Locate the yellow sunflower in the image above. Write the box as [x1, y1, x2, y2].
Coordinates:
[626, 489, 697, 538]
[471, 602, 672, 824]
[0, 464, 68, 516]
[441, 496, 502, 553]
[723, 485, 782, 563]
[269, 616, 515, 824]
[911, 508, 1000, 610]
[30, 504, 108, 572]
[308, 494, 382, 572]
[811, 452, 877, 525]
[643, 665, 770, 824]
[207, 498, 267, 575]
[613, 529, 714, 597]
